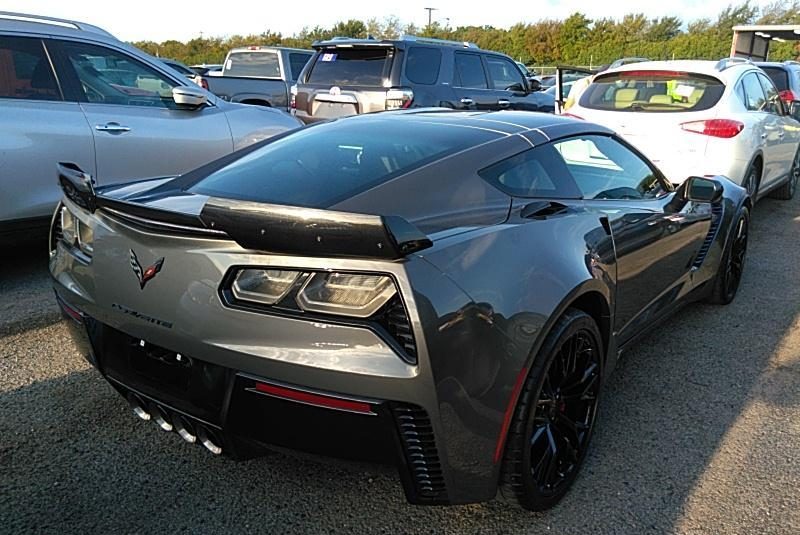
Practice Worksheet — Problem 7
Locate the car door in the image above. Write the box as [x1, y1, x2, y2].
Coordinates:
[50, 39, 234, 185]
[757, 71, 797, 184]
[555, 134, 712, 344]
[740, 72, 782, 190]
[452, 52, 495, 110]
[483, 54, 535, 111]
[0, 35, 94, 226]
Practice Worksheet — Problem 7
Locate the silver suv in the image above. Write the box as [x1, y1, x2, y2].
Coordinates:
[0, 12, 302, 235]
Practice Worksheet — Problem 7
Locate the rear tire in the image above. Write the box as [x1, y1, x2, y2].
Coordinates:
[770, 148, 799, 200]
[743, 162, 760, 201]
[501, 308, 603, 511]
[707, 206, 750, 305]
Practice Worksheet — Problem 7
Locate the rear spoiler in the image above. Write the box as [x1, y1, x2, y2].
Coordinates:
[58, 163, 432, 260]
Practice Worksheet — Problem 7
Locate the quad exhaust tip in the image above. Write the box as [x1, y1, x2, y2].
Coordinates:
[127, 391, 222, 455]
[127, 393, 150, 421]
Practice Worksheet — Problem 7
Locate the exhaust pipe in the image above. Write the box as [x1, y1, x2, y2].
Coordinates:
[127, 392, 150, 421]
[149, 403, 173, 432]
[197, 426, 223, 455]
[172, 413, 196, 443]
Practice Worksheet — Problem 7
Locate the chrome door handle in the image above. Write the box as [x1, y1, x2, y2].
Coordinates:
[498, 99, 510, 107]
[460, 98, 473, 105]
[95, 122, 131, 133]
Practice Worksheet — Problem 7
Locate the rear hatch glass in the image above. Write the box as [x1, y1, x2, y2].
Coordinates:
[225, 51, 280, 78]
[580, 70, 724, 112]
[307, 47, 393, 86]
[760, 67, 789, 92]
[186, 117, 499, 208]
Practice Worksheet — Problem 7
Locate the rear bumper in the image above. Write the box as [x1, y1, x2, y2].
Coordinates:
[55, 291, 451, 504]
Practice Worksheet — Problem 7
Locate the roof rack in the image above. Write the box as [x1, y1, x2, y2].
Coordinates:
[0, 11, 113, 37]
[400, 35, 479, 49]
[715, 57, 752, 71]
[784, 60, 800, 66]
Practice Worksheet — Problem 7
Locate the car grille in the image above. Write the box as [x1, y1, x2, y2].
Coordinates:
[380, 297, 417, 364]
[692, 203, 723, 269]
[392, 404, 447, 503]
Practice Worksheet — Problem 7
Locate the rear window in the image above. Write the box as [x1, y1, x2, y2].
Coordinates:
[307, 47, 392, 86]
[225, 51, 280, 78]
[188, 118, 498, 207]
[405, 47, 441, 85]
[288, 52, 312, 80]
[580, 70, 724, 112]
[760, 67, 789, 92]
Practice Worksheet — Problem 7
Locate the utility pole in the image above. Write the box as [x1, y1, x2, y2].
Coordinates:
[424, 7, 438, 27]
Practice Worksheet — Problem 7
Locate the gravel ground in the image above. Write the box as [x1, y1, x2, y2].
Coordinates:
[1, 195, 799, 534]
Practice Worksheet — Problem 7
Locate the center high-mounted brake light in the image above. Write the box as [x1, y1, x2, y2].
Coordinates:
[680, 119, 744, 138]
[620, 70, 689, 78]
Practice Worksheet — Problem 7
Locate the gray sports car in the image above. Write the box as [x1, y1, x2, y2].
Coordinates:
[50, 110, 750, 510]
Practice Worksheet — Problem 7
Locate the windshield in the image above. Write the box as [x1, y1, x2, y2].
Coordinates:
[225, 51, 281, 78]
[188, 118, 499, 207]
[580, 70, 724, 112]
[306, 47, 392, 86]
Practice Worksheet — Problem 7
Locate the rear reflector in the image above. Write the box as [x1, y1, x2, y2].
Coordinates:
[56, 295, 83, 323]
[493, 366, 529, 463]
[253, 382, 375, 415]
[681, 119, 744, 138]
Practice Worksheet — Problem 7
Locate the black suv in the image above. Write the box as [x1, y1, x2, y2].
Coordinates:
[292, 35, 554, 123]
[757, 61, 800, 109]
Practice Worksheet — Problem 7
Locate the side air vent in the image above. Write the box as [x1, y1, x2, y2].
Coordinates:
[692, 203, 723, 269]
[392, 404, 447, 503]
[380, 297, 417, 364]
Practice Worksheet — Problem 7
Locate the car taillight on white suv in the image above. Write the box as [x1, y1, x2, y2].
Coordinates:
[386, 87, 414, 110]
[680, 119, 744, 138]
[290, 84, 298, 113]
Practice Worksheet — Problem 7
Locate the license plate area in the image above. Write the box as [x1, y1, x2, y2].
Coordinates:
[97, 325, 231, 424]
[313, 100, 358, 118]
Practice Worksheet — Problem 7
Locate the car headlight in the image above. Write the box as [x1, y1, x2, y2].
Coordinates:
[232, 269, 300, 305]
[296, 272, 396, 318]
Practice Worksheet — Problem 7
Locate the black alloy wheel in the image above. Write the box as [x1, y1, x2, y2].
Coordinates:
[708, 206, 750, 305]
[502, 308, 603, 511]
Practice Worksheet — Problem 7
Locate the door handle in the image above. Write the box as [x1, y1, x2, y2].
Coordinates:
[778, 132, 785, 138]
[95, 122, 131, 134]
[459, 98, 473, 106]
[498, 99, 510, 108]
[760, 133, 767, 139]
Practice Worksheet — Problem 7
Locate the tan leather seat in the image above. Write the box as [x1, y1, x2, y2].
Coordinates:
[614, 88, 638, 108]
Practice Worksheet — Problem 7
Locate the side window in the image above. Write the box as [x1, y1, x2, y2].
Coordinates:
[485, 56, 524, 90]
[0, 36, 60, 101]
[478, 145, 583, 199]
[454, 53, 487, 89]
[288, 52, 311, 80]
[741, 73, 766, 112]
[756, 73, 782, 115]
[554, 136, 665, 200]
[405, 47, 441, 85]
[735, 81, 747, 106]
[58, 41, 178, 108]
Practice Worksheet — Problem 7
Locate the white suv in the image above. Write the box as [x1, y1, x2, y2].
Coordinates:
[566, 59, 800, 201]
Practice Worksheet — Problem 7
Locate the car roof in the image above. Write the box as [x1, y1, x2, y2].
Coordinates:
[601, 59, 757, 81]
[0, 11, 115, 40]
[341, 109, 613, 139]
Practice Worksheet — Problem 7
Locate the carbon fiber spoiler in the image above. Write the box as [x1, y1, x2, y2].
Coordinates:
[58, 163, 432, 260]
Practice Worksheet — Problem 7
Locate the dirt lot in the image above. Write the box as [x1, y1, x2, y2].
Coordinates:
[1, 195, 799, 534]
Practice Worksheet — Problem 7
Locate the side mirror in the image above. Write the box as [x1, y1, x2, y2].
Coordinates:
[529, 79, 542, 92]
[172, 85, 208, 108]
[686, 176, 723, 203]
[790, 100, 800, 122]
[507, 81, 528, 94]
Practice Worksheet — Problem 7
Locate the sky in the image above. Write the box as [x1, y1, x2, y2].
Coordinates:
[2, 0, 777, 42]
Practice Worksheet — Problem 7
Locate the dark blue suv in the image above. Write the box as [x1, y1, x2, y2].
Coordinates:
[293, 35, 554, 123]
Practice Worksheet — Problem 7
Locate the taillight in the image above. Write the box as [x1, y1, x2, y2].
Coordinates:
[290, 84, 297, 111]
[779, 89, 797, 104]
[681, 119, 744, 138]
[200, 78, 208, 90]
[386, 87, 414, 110]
